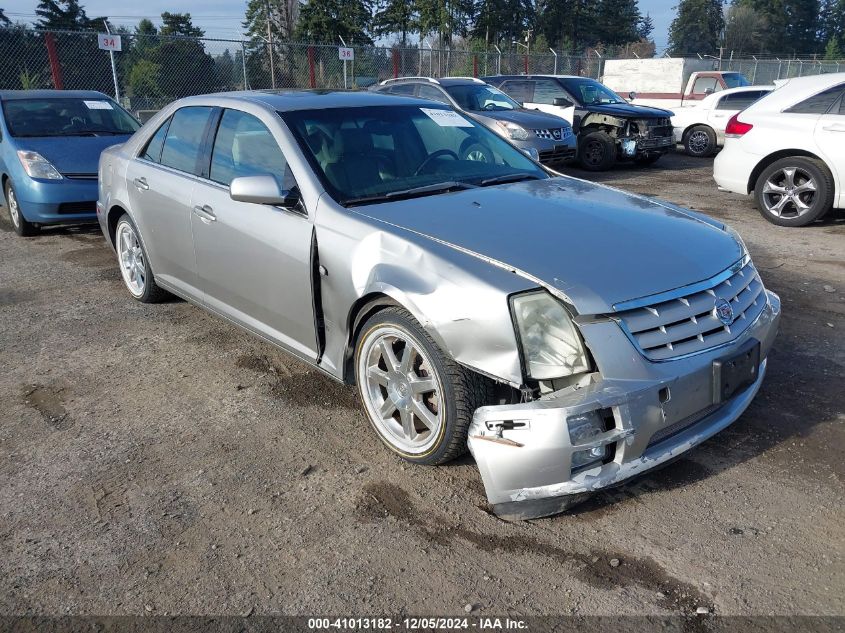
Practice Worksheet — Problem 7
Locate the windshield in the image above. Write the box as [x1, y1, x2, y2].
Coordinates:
[723, 73, 750, 88]
[444, 84, 521, 111]
[559, 78, 626, 105]
[2, 98, 140, 137]
[281, 105, 547, 206]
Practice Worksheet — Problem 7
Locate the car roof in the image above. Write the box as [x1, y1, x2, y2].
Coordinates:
[181, 89, 440, 111]
[375, 77, 484, 87]
[484, 75, 588, 81]
[746, 72, 845, 112]
[0, 90, 112, 101]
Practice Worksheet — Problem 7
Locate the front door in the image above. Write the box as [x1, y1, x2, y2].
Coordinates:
[503, 79, 576, 123]
[190, 108, 318, 360]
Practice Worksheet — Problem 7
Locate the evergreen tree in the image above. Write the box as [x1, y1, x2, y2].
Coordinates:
[637, 13, 654, 40]
[35, 0, 93, 30]
[295, 0, 373, 44]
[723, 4, 766, 55]
[733, 0, 822, 55]
[417, 0, 475, 48]
[536, 0, 600, 51]
[0, 8, 10, 26]
[372, 0, 419, 44]
[824, 37, 843, 59]
[821, 0, 845, 55]
[244, 0, 299, 42]
[160, 12, 204, 37]
[472, 0, 534, 48]
[668, 0, 724, 56]
[594, 0, 641, 46]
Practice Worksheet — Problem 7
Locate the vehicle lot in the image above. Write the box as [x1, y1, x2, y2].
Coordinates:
[0, 154, 842, 617]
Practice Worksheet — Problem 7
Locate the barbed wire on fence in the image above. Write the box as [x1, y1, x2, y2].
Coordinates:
[1, 27, 843, 115]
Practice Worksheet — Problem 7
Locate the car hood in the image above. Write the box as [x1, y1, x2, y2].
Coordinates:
[352, 177, 741, 315]
[584, 102, 674, 118]
[14, 135, 131, 175]
[472, 108, 571, 129]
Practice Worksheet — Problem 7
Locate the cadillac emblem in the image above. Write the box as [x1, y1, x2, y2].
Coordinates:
[715, 298, 734, 325]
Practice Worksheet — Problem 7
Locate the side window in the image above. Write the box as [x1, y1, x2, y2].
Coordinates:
[500, 80, 533, 103]
[693, 77, 719, 94]
[210, 109, 291, 189]
[785, 85, 845, 114]
[417, 84, 450, 104]
[140, 117, 171, 163]
[532, 79, 567, 105]
[716, 91, 768, 111]
[388, 84, 416, 96]
[160, 106, 214, 175]
[839, 95, 845, 115]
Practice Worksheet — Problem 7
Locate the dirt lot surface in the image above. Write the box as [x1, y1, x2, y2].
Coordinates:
[0, 153, 843, 618]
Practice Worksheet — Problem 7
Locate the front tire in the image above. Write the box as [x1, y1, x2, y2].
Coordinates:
[4, 182, 39, 237]
[354, 306, 494, 465]
[577, 131, 616, 171]
[754, 157, 834, 227]
[114, 214, 169, 302]
[683, 125, 716, 157]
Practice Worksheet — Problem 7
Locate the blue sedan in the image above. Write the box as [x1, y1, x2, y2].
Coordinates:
[0, 90, 140, 236]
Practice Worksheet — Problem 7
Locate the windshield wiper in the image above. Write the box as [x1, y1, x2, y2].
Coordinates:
[345, 181, 477, 206]
[479, 173, 542, 187]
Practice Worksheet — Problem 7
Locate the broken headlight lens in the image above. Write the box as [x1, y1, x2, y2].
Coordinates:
[512, 291, 589, 380]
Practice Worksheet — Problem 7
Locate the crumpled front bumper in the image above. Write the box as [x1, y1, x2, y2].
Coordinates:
[467, 290, 781, 520]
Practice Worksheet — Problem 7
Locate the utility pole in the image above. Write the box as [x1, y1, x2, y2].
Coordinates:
[266, 0, 276, 89]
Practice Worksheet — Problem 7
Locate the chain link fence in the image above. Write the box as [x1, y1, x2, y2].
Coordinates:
[1, 26, 843, 118]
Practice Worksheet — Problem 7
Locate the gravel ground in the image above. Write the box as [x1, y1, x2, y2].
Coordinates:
[0, 153, 842, 618]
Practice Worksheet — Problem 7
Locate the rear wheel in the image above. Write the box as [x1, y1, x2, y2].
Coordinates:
[754, 157, 834, 227]
[577, 131, 616, 171]
[354, 306, 494, 465]
[115, 214, 169, 302]
[683, 125, 716, 157]
[4, 182, 39, 237]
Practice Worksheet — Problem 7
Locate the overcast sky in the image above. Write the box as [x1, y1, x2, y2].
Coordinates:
[2, 0, 677, 53]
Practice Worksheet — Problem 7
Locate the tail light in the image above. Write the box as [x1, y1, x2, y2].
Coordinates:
[725, 113, 753, 138]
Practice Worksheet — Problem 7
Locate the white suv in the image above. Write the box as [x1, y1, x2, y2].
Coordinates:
[713, 73, 845, 227]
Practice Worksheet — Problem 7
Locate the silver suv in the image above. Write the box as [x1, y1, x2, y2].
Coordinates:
[372, 77, 577, 167]
[97, 90, 780, 520]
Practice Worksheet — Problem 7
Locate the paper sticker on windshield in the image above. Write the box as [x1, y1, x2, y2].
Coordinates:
[420, 108, 472, 127]
[84, 100, 113, 110]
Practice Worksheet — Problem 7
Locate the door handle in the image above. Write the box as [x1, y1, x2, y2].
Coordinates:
[822, 124, 845, 132]
[192, 204, 216, 223]
[133, 177, 149, 191]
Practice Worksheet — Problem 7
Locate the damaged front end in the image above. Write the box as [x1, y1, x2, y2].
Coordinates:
[468, 273, 781, 521]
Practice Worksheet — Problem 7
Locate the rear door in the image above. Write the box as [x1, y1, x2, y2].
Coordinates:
[189, 107, 318, 360]
[519, 78, 576, 123]
[815, 87, 845, 207]
[707, 90, 770, 138]
[125, 106, 214, 298]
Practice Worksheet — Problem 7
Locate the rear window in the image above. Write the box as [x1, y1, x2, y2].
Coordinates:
[1, 97, 140, 137]
[716, 90, 770, 111]
[785, 84, 845, 114]
[723, 73, 750, 88]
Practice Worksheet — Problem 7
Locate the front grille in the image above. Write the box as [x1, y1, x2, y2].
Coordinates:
[538, 145, 576, 164]
[637, 136, 674, 149]
[57, 201, 97, 215]
[614, 259, 766, 361]
[62, 173, 98, 180]
[534, 128, 571, 141]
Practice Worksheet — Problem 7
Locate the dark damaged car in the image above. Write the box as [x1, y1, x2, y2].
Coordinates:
[484, 75, 675, 170]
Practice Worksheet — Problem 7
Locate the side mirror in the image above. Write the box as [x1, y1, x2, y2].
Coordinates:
[230, 175, 300, 208]
[704, 87, 715, 96]
[553, 97, 573, 107]
[628, 91, 637, 101]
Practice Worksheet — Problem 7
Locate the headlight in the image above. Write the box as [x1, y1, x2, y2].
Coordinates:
[495, 121, 531, 141]
[17, 150, 63, 180]
[511, 291, 589, 380]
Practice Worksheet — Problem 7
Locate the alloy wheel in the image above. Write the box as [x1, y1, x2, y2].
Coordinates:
[762, 167, 817, 218]
[687, 130, 710, 155]
[6, 187, 20, 228]
[358, 326, 444, 455]
[116, 221, 146, 297]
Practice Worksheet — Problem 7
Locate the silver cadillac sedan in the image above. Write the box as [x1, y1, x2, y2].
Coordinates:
[97, 91, 780, 520]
